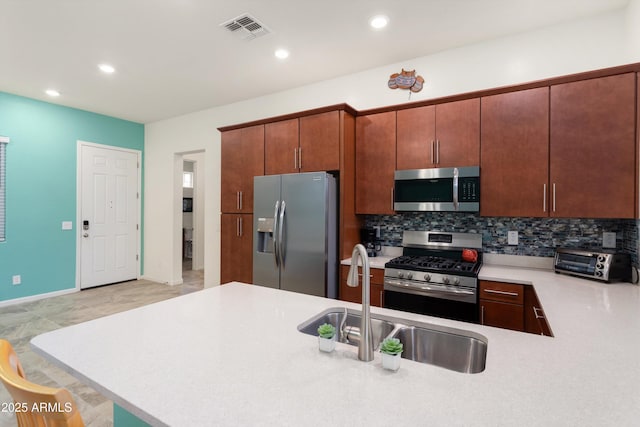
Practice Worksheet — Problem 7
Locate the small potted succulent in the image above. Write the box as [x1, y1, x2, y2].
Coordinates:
[380, 337, 404, 371]
[317, 323, 337, 352]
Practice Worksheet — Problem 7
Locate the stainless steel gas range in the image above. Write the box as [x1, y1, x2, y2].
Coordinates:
[383, 230, 483, 323]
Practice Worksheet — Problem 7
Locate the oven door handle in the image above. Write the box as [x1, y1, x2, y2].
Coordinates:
[385, 279, 475, 296]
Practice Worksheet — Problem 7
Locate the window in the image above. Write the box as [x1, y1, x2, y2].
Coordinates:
[0, 136, 8, 241]
[183, 171, 193, 188]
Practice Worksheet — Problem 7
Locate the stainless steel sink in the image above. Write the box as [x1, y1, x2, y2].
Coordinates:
[297, 307, 488, 374]
[391, 326, 487, 374]
[297, 307, 395, 350]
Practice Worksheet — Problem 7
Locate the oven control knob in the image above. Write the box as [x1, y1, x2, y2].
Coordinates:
[596, 263, 604, 269]
[424, 274, 431, 282]
[595, 270, 603, 277]
[452, 277, 460, 285]
[407, 272, 414, 280]
[597, 255, 606, 262]
[443, 276, 450, 284]
[398, 272, 405, 279]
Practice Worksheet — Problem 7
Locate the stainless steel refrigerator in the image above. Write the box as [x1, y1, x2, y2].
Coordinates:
[253, 172, 337, 298]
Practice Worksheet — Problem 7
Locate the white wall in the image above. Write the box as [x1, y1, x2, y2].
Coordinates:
[144, 7, 636, 287]
[627, 0, 640, 60]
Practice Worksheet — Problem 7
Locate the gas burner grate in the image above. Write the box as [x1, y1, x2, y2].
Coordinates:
[386, 255, 479, 275]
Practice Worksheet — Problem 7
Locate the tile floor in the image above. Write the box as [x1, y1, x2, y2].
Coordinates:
[0, 267, 204, 427]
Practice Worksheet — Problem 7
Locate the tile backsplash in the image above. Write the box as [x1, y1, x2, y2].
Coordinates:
[364, 213, 639, 265]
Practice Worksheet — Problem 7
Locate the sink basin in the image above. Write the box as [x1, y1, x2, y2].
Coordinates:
[298, 307, 487, 374]
[391, 326, 487, 374]
[297, 307, 395, 350]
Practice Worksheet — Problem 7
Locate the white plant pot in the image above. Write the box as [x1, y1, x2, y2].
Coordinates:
[381, 352, 402, 371]
[318, 336, 336, 352]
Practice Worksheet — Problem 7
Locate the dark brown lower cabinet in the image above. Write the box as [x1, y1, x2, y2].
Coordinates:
[339, 265, 383, 307]
[480, 280, 553, 336]
[220, 214, 253, 285]
[480, 299, 524, 332]
[479, 280, 524, 332]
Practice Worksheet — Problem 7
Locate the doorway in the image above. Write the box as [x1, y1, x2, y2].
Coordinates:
[179, 152, 205, 286]
[77, 141, 141, 289]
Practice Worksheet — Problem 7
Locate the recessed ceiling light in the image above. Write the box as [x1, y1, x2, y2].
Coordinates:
[369, 15, 389, 29]
[98, 63, 116, 74]
[45, 89, 60, 97]
[275, 49, 289, 59]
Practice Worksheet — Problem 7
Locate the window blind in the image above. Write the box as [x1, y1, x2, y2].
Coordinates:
[0, 136, 8, 241]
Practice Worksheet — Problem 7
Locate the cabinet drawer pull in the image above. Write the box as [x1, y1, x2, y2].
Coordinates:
[552, 183, 556, 212]
[484, 289, 519, 297]
[543, 184, 546, 213]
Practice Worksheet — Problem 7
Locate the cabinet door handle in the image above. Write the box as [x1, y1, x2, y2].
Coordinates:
[480, 305, 485, 325]
[533, 306, 546, 336]
[552, 183, 556, 212]
[298, 147, 302, 170]
[390, 187, 395, 211]
[294, 148, 298, 170]
[543, 184, 546, 213]
[431, 140, 435, 164]
[239, 216, 243, 237]
[239, 191, 243, 211]
[436, 140, 440, 164]
[236, 217, 240, 237]
[236, 191, 240, 210]
[484, 289, 519, 297]
[533, 306, 545, 319]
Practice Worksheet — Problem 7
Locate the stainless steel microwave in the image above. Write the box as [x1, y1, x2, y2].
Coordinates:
[394, 166, 480, 212]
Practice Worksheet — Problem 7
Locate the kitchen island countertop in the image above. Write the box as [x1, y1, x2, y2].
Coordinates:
[31, 269, 640, 426]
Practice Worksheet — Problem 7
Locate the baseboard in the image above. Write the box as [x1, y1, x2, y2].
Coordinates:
[0, 287, 78, 307]
[139, 275, 182, 286]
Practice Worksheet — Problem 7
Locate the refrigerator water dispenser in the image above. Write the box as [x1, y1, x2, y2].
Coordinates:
[256, 217, 275, 253]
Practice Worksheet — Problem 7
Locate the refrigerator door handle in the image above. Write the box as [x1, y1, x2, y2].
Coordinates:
[278, 200, 286, 267]
[273, 201, 280, 267]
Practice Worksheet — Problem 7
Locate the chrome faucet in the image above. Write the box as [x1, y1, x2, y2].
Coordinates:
[346, 244, 374, 362]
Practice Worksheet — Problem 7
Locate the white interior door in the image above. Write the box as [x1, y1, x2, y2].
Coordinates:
[80, 144, 139, 289]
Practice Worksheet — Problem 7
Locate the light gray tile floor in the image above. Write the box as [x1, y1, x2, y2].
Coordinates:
[0, 267, 204, 427]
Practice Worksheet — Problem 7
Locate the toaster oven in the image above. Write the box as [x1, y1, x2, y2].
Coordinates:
[554, 248, 631, 283]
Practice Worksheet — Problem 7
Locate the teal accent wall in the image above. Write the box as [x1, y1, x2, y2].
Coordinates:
[0, 92, 144, 302]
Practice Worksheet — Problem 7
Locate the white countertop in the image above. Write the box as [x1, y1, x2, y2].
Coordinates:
[31, 271, 640, 426]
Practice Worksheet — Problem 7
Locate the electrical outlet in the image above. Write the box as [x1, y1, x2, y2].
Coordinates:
[603, 232, 616, 249]
[12, 275, 21, 285]
[507, 231, 519, 245]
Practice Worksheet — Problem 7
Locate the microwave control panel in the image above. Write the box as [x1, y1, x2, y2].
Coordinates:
[459, 177, 480, 202]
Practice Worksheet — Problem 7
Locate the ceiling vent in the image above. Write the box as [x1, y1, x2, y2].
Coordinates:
[220, 14, 271, 41]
